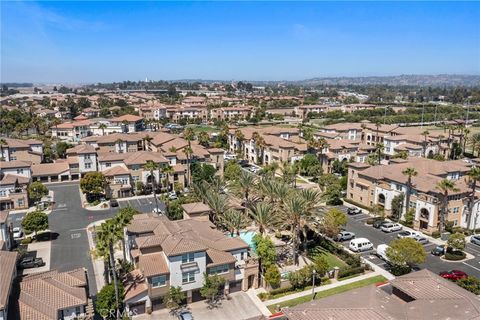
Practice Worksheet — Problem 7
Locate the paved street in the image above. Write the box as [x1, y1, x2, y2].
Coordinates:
[10, 182, 163, 296]
[336, 205, 480, 278]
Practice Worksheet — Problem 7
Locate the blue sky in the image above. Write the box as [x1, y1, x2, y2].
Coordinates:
[1, 1, 479, 83]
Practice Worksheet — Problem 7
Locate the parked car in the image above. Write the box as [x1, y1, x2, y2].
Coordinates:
[349, 238, 373, 252]
[439, 270, 468, 281]
[381, 223, 402, 233]
[168, 191, 178, 200]
[18, 257, 45, 269]
[12, 227, 23, 239]
[372, 219, 388, 228]
[413, 235, 429, 244]
[335, 231, 355, 242]
[238, 160, 249, 167]
[375, 244, 390, 262]
[109, 199, 119, 207]
[470, 234, 480, 246]
[347, 208, 362, 215]
[178, 311, 193, 320]
[431, 245, 446, 256]
[397, 230, 419, 239]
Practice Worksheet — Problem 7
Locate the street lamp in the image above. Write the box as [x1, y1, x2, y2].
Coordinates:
[311, 269, 317, 300]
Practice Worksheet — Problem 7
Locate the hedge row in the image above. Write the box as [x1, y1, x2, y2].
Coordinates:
[338, 266, 365, 279]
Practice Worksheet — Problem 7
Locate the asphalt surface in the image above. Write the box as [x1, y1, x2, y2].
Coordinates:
[336, 205, 480, 278]
[11, 183, 164, 296]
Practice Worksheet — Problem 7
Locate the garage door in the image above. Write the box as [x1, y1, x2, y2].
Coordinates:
[229, 280, 243, 293]
[152, 298, 163, 312]
[192, 289, 204, 302]
[130, 302, 146, 315]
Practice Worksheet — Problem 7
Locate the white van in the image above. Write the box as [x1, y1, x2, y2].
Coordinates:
[376, 244, 390, 262]
[349, 238, 373, 252]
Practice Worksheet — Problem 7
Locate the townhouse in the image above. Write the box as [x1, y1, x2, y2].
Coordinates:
[347, 157, 476, 233]
[0, 160, 31, 211]
[228, 126, 307, 164]
[210, 106, 252, 121]
[0, 138, 43, 164]
[51, 120, 92, 142]
[318, 139, 376, 173]
[182, 96, 208, 107]
[111, 114, 145, 133]
[166, 106, 208, 122]
[294, 104, 330, 119]
[0, 211, 13, 251]
[122, 214, 259, 315]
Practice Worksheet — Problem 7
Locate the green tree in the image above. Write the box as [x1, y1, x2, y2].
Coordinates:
[219, 208, 248, 237]
[166, 199, 184, 220]
[264, 265, 281, 288]
[253, 234, 277, 269]
[402, 167, 417, 214]
[163, 286, 185, 313]
[386, 238, 427, 270]
[80, 172, 106, 200]
[436, 179, 459, 234]
[96, 283, 124, 319]
[456, 276, 480, 295]
[224, 160, 241, 181]
[21, 210, 48, 236]
[143, 160, 160, 212]
[447, 232, 466, 252]
[249, 202, 278, 235]
[311, 255, 329, 276]
[391, 194, 404, 222]
[200, 273, 225, 307]
[28, 181, 48, 203]
[320, 208, 347, 238]
[233, 170, 256, 207]
[402, 209, 415, 227]
[55, 141, 72, 158]
[197, 131, 210, 147]
[191, 163, 216, 184]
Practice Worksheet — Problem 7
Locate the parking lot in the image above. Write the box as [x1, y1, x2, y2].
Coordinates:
[335, 205, 480, 278]
[116, 195, 166, 213]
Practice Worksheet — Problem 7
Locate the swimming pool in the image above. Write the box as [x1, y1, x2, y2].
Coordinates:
[229, 231, 257, 252]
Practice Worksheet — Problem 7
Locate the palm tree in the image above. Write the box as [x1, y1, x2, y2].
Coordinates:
[436, 179, 459, 234]
[422, 130, 430, 157]
[234, 129, 245, 156]
[163, 164, 174, 192]
[143, 160, 160, 213]
[183, 146, 193, 186]
[115, 207, 136, 261]
[122, 119, 129, 133]
[469, 133, 480, 157]
[281, 196, 309, 265]
[115, 138, 124, 153]
[252, 131, 266, 164]
[204, 192, 230, 225]
[402, 167, 418, 215]
[220, 209, 249, 237]
[183, 127, 195, 185]
[375, 143, 384, 165]
[99, 123, 107, 136]
[462, 128, 470, 156]
[97, 220, 122, 319]
[249, 202, 278, 235]
[233, 170, 256, 208]
[197, 131, 210, 147]
[142, 134, 153, 151]
[467, 167, 480, 229]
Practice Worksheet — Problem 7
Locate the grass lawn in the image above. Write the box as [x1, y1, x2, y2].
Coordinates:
[187, 125, 219, 133]
[312, 246, 347, 269]
[267, 275, 387, 313]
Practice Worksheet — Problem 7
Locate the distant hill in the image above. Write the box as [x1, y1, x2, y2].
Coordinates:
[294, 74, 480, 87]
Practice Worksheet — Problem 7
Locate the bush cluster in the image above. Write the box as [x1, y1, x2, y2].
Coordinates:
[338, 266, 365, 279]
[444, 250, 466, 261]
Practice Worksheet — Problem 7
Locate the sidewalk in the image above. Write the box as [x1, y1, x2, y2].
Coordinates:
[86, 220, 107, 292]
[263, 271, 382, 306]
[246, 288, 272, 316]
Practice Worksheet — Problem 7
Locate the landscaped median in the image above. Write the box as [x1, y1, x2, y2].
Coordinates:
[265, 275, 387, 313]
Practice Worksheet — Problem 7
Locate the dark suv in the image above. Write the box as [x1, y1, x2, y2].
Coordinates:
[18, 257, 45, 269]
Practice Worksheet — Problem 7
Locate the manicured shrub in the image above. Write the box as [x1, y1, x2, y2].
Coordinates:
[20, 237, 32, 245]
[431, 231, 441, 238]
[388, 264, 411, 276]
[456, 276, 480, 295]
[338, 266, 365, 279]
[445, 251, 466, 261]
[257, 292, 270, 301]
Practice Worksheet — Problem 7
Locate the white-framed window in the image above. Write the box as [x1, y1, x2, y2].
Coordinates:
[182, 271, 195, 284]
[18, 199, 24, 206]
[182, 252, 195, 263]
[0, 190, 6, 196]
[151, 275, 167, 287]
[85, 163, 91, 169]
[452, 207, 459, 213]
[17, 169, 24, 174]
[85, 154, 91, 160]
[208, 264, 229, 275]
[106, 163, 111, 167]
[75, 306, 81, 315]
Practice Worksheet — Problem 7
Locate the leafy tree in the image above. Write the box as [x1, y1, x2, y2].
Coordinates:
[80, 172, 106, 200]
[370, 204, 385, 219]
[298, 154, 321, 176]
[200, 273, 225, 307]
[163, 286, 185, 313]
[28, 181, 48, 203]
[402, 208, 415, 227]
[320, 208, 347, 238]
[96, 283, 124, 318]
[55, 141, 73, 158]
[287, 266, 312, 289]
[253, 234, 277, 269]
[311, 255, 329, 276]
[447, 232, 466, 252]
[386, 238, 427, 270]
[224, 160, 241, 181]
[166, 199, 183, 220]
[191, 163, 216, 184]
[197, 131, 210, 147]
[21, 210, 48, 236]
[391, 194, 404, 222]
[264, 265, 281, 288]
[456, 276, 480, 295]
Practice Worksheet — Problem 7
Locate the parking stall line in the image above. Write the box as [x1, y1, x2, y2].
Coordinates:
[466, 245, 480, 255]
[462, 261, 480, 272]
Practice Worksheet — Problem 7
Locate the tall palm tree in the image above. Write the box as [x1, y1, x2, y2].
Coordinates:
[143, 160, 159, 212]
[115, 207, 136, 261]
[220, 209, 249, 237]
[281, 196, 309, 265]
[375, 143, 384, 165]
[99, 123, 107, 136]
[436, 179, 459, 234]
[422, 130, 430, 157]
[233, 170, 256, 208]
[204, 192, 230, 225]
[183, 126, 195, 186]
[467, 167, 480, 229]
[142, 134, 153, 151]
[470, 133, 480, 157]
[462, 128, 470, 156]
[402, 167, 418, 215]
[234, 129, 245, 156]
[249, 202, 278, 235]
[252, 131, 266, 164]
[163, 164, 174, 191]
[97, 220, 122, 319]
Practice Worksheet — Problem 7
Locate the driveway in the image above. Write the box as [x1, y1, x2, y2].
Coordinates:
[335, 205, 480, 278]
[21, 241, 51, 275]
[134, 292, 264, 320]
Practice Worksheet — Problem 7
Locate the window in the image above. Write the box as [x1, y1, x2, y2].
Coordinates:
[395, 184, 402, 191]
[410, 201, 416, 208]
[240, 252, 245, 260]
[453, 220, 458, 227]
[453, 207, 459, 213]
[85, 163, 91, 169]
[17, 169, 24, 174]
[182, 271, 195, 284]
[18, 199, 24, 206]
[85, 154, 91, 160]
[11, 156, 17, 160]
[106, 163, 111, 167]
[75, 307, 81, 315]
[0, 190, 6, 196]
[209, 264, 229, 275]
[151, 275, 167, 288]
[182, 252, 195, 263]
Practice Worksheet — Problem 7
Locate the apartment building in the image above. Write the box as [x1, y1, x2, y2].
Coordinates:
[51, 120, 92, 142]
[319, 139, 376, 173]
[65, 144, 98, 177]
[137, 105, 167, 120]
[166, 106, 208, 122]
[347, 157, 474, 233]
[0, 138, 43, 164]
[0, 160, 31, 211]
[294, 104, 330, 119]
[111, 114, 145, 133]
[182, 96, 207, 107]
[123, 214, 259, 315]
[210, 106, 252, 121]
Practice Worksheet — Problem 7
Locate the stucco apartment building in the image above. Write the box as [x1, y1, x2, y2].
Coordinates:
[347, 157, 476, 233]
[210, 106, 252, 121]
[0, 138, 43, 164]
[294, 104, 330, 119]
[228, 126, 307, 164]
[0, 160, 31, 211]
[122, 214, 258, 315]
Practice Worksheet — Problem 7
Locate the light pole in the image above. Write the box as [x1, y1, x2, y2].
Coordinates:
[311, 269, 316, 300]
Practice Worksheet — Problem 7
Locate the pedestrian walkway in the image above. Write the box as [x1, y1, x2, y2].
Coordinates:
[86, 220, 107, 291]
[246, 288, 271, 316]
[263, 271, 382, 306]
